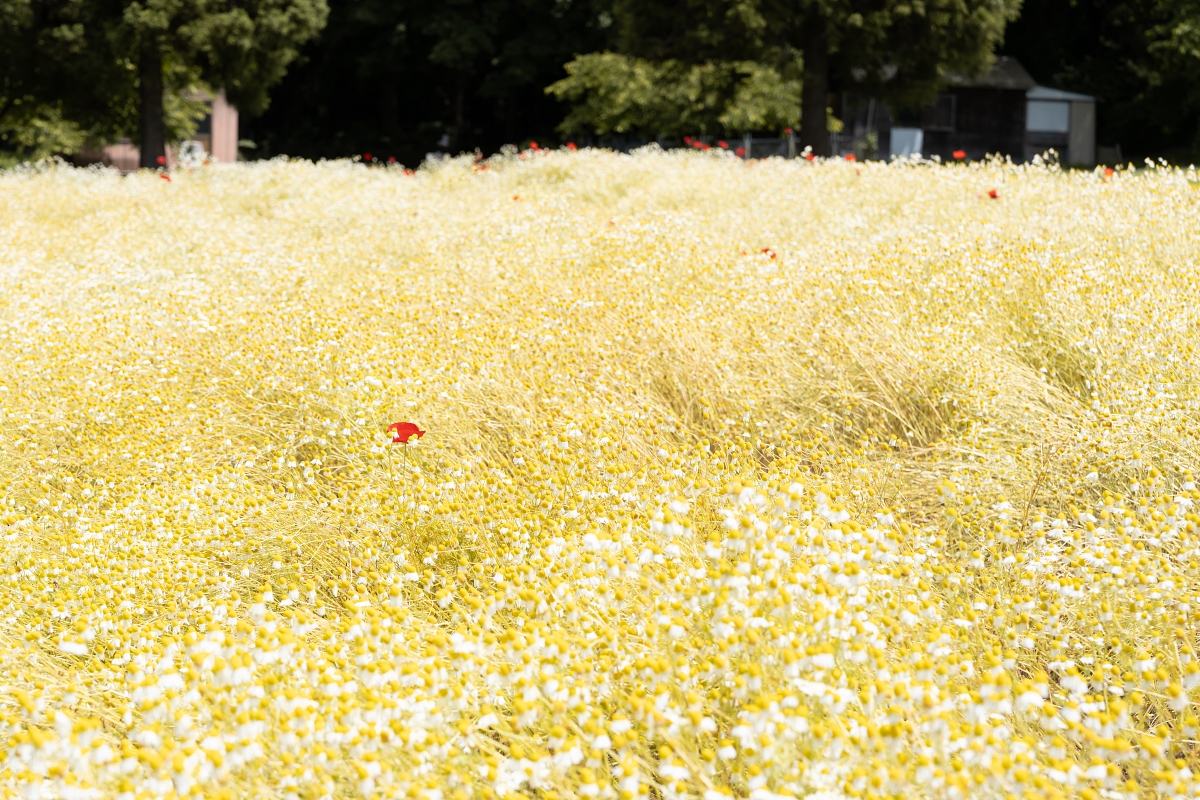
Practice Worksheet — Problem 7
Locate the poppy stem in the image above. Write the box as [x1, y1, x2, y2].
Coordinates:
[385, 439, 397, 499]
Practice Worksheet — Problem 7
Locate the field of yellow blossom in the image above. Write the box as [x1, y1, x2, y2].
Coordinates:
[1, 150, 1200, 799]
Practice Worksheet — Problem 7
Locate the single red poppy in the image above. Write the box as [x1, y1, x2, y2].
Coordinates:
[952, 150, 967, 160]
[529, 141, 540, 151]
[783, 127, 793, 135]
[156, 156, 166, 166]
[805, 153, 815, 162]
[845, 153, 857, 162]
[987, 188, 999, 199]
[736, 147, 746, 157]
[683, 136, 693, 145]
[388, 156, 397, 164]
[567, 142, 577, 151]
[160, 174, 171, 182]
[1104, 167, 1115, 177]
[718, 141, 728, 149]
[363, 152, 373, 161]
[388, 422, 425, 444]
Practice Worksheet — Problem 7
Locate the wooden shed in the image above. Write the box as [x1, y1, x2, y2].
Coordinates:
[910, 56, 1036, 162]
[833, 58, 1098, 165]
[1024, 85, 1097, 165]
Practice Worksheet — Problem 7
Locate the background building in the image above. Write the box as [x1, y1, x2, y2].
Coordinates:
[832, 58, 1097, 165]
[77, 91, 238, 171]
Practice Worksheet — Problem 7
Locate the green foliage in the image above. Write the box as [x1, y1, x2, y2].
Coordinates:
[0, 0, 136, 159]
[0, 0, 327, 164]
[1003, 0, 1200, 161]
[119, 0, 330, 115]
[548, 52, 801, 136]
[0, 103, 85, 161]
[549, 0, 1021, 141]
[719, 61, 804, 131]
[246, 0, 615, 161]
[120, 0, 331, 116]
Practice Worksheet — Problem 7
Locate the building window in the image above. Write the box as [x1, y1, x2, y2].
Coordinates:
[921, 93, 956, 131]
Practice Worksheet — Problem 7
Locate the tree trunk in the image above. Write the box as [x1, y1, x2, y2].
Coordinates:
[800, 22, 830, 157]
[450, 74, 466, 152]
[381, 84, 399, 150]
[139, 45, 165, 169]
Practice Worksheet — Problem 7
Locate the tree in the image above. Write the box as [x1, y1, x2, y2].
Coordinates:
[243, 0, 614, 163]
[0, 0, 328, 165]
[1001, 0, 1200, 162]
[0, 0, 137, 161]
[548, 53, 803, 137]
[549, 0, 1022, 155]
[112, 0, 329, 166]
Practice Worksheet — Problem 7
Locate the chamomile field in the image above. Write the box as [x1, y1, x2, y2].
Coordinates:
[1, 150, 1200, 799]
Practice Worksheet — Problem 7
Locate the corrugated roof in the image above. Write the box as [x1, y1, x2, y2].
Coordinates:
[946, 56, 1036, 91]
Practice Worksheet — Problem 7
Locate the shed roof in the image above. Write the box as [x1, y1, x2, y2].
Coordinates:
[1027, 85, 1096, 102]
[945, 56, 1036, 91]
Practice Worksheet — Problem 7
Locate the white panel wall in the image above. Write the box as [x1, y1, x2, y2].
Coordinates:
[1026, 101, 1070, 133]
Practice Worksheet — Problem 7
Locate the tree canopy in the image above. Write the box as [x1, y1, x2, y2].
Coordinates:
[0, 0, 327, 165]
[241, 0, 613, 163]
[1001, 0, 1200, 162]
[3, 0, 1199, 164]
[549, 0, 1022, 154]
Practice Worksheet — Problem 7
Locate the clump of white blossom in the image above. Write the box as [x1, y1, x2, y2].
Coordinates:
[0, 150, 1198, 799]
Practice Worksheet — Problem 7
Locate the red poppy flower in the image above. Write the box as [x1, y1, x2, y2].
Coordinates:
[388, 156, 397, 164]
[363, 152, 373, 161]
[156, 156, 166, 166]
[388, 422, 425, 444]
[718, 141, 728, 149]
[529, 141, 540, 151]
[987, 188, 999, 199]
[567, 142, 577, 151]
[683, 136, 692, 145]
[760, 247, 777, 260]
[845, 153, 857, 162]
[952, 150, 967, 160]
[783, 127, 793, 135]
[1104, 167, 1115, 177]
[805, 153, 816, 162]
[736, 147, 746, 157]
[160, 174, 171, 182]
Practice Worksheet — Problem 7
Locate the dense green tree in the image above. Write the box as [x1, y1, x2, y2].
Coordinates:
[550, 0, 1021, 154]
[0, 0, 134, 161]
[1002, 0, 1200, 162]
[0, 0, 327, 165]
[114, 0, 329, 166]
[548, 54, 803, 137]
[243, 0, 614, 162]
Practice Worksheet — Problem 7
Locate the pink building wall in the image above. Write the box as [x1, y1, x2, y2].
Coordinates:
[211, 90, 239, 163]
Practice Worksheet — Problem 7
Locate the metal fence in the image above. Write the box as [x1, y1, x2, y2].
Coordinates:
[576, 132, 802, 159]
